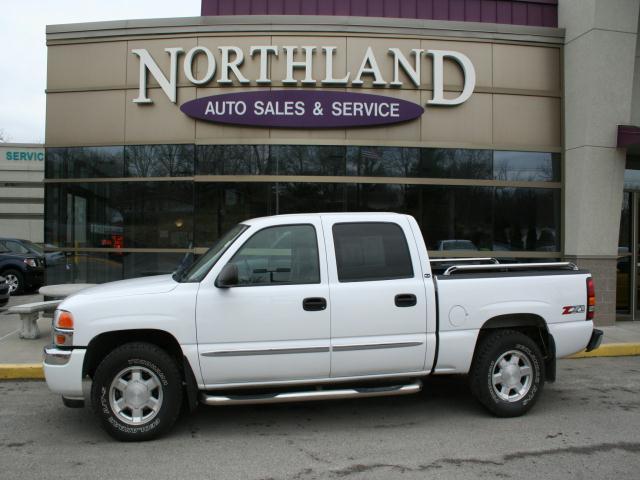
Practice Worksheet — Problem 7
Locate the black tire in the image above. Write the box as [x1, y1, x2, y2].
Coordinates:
[469, 329, 544, 417]
[91, 342, 183, 441]
[3, 269, 23, 295]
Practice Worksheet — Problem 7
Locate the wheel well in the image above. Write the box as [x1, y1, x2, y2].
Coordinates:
[475, 314, 556, 381]
[83, 329, 184, 379]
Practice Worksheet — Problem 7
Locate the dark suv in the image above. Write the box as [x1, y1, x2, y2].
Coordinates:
[0, 239, 46, 294]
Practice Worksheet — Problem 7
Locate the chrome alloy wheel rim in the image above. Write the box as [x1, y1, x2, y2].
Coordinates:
[109, 366, 163, 425]
[491, 350, 533, 402]
[5, 274, 19, 293]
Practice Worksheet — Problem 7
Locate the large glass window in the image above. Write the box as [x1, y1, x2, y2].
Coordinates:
[125, 144, 194, 177]
[273, 145, 346, 176]
[228, 224, 320, 286]
[44, 252, 186, 285]
[347, 146, 419, 177]
[408, 186, 493, 251]
[195, 182, 273, 246]
[45, 182, 193, 249]
[197, 145, 272, 175]
[493, 188, 560, 252]
[45, 144, 562, 284]
[419, 148, 492, 179]
[493, 151, 560, 182]
[333, 222, 413, 282]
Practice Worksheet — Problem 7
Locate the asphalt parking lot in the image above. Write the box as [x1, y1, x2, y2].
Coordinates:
[1, 356, 639, 480]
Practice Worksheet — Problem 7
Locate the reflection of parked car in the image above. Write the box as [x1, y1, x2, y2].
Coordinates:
[0, 241, 46, 294]
[436, 239, 478, 251]
[43, 244, 67, 266]
[0, 275, 9, 307]
[0, 238, 46, 260]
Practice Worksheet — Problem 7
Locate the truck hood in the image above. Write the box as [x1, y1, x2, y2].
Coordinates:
[73, 274, 179, 299]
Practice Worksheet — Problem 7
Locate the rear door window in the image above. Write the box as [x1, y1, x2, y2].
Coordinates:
[332, 222, 414, 282]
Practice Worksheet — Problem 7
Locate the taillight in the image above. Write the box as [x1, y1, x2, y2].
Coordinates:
[586, 277, 595, 320]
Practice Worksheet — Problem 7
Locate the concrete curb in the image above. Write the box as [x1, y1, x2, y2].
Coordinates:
[569, 343, 640, 359]
[0, 344, 638, 380]
[0, 364, 44, 380]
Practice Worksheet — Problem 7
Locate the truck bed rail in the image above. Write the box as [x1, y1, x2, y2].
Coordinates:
[440, 261, 579, 276]
[430, 257, 499, 265]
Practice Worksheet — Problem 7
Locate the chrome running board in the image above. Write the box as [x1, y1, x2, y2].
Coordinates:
[200, 380, 422, 406]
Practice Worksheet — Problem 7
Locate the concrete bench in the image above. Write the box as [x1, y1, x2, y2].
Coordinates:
[39, 283, 96, 300]
[8, 300, 62, 340]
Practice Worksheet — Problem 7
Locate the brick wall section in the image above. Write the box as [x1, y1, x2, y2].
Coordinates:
[565, 257, 617, 326]
[201, 0, 558, 27]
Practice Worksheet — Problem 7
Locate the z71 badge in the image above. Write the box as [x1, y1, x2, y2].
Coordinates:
[562, 305, 586, 315]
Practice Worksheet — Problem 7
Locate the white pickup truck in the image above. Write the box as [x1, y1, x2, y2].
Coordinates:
[43, 213, 602, 441]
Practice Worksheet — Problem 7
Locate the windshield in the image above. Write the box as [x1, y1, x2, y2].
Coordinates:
[176, 224, 248, 282]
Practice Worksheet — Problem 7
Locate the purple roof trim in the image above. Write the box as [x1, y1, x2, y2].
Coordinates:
[618, 125, 640, 149]
[201, 0, 557, 27]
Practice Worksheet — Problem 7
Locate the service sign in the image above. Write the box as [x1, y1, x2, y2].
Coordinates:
[180, 90, 424, 128]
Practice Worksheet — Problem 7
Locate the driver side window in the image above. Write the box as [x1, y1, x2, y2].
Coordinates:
[228, 224, 320, 286]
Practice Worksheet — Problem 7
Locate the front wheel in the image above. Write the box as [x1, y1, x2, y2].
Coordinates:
[470, 330, 545, 417]
[91, 342, 183, 441]
[3, 269, 24, 295]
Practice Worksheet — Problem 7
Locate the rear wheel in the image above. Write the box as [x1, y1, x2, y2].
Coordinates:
[91, 342, 183, 441]
[470, 330, 544, 417]
[3, 269, 23, 295]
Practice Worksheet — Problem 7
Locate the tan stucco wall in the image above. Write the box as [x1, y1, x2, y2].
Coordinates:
[45, 21, 562, 151]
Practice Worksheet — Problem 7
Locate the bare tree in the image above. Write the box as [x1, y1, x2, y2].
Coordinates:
[0, 129, 10, 143]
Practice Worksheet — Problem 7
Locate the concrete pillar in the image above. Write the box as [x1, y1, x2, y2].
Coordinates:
[559, 0, 639, 325]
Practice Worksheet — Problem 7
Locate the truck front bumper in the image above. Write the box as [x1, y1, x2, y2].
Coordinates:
[585, 329, 604, 352]
[43, 346, 86, 398]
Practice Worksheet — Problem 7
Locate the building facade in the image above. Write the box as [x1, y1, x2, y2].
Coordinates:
[0, 143, 44, 242]
[44, 0, 640, 325]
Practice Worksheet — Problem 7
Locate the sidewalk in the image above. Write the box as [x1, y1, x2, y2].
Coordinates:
[1, 294, 639, 379]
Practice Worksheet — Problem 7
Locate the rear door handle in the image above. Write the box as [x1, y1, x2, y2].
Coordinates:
[395, 294, 417, 307]
[303, 297, 327, 311]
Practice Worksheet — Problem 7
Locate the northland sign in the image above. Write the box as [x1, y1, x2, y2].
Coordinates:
[132, 45, 476, 128]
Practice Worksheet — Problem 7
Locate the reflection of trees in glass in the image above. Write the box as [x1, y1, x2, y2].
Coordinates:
[67, 146, 124, 177]
[420, 149, 492, 179]
[347, 146, 418, 178]
[493, 151, 557, 182]
[45, 148, 67, 178]
[126, 145, 194, 177]
[274, 145, 346, 176]
[197, 145, 270, 174]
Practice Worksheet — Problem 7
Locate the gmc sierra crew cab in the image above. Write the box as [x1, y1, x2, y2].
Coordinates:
[43, 213, 603, 441]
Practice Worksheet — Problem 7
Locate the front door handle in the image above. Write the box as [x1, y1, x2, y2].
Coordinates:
[303, 297, 327, 311]
[395, 294, 417, 307]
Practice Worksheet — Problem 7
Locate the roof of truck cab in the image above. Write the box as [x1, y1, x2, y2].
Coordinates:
[242, 212, 407, 225]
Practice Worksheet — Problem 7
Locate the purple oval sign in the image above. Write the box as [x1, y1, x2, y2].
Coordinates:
[180, 90, 424, 128]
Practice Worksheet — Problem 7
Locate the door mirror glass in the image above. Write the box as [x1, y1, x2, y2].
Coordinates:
[216, 263, 239, 288]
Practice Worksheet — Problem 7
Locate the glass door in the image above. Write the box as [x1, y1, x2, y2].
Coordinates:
[616, 192, 632, 317]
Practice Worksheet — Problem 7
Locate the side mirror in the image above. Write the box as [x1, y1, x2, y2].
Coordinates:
[215, 263, 239, 288]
